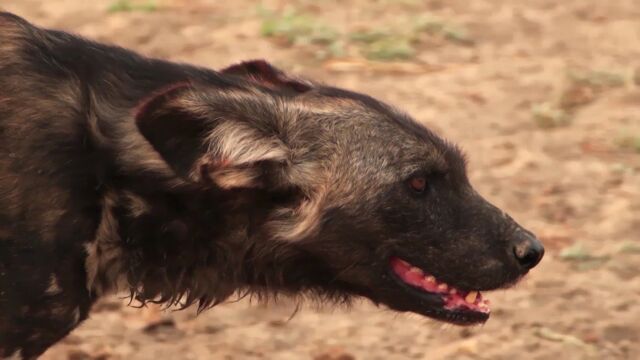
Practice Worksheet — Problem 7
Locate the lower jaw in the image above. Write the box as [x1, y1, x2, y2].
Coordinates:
[430, 308, 490, 325]
[387, 272, 490, 325]
[387, 257, 491, 324]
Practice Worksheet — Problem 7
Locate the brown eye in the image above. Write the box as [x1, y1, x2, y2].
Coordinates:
[408, 176, 427, 193]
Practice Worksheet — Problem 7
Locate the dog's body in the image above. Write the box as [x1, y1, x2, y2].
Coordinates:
[0, 13, 543, 359]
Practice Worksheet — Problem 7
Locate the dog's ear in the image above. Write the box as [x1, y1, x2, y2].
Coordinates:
[220, 60, 312, 94]
[134, 83, 290, 190]
[135, 82, 328, 241]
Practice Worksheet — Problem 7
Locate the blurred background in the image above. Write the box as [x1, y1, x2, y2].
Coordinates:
[3, 0, 639, 359]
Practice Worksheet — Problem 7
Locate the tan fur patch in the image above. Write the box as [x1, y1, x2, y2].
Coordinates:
[83, 241, 100, 293]
[45, 274, 62, 296]
[210, 167, 262, 189]
[4, 349, 23, 360]
[123, 191, 151, 217]
[39, 208, 66, 242]
[0, 14, 52, 70]
[85, 191, 128, 295]
[51, 303, 71, 318]
[0, 15, 26, 65]
[71, 307, 81, 325]
[268, 182, 329, 241]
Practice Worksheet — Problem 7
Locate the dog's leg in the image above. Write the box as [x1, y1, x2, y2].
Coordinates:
[0, 279, 91, 359]
[0, 242, 93, 359]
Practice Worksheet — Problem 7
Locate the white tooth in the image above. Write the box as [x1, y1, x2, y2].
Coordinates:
[449, 289, 457, 295]
[465, 291, 478, 304]
[425, 276, 436, 283]
[437, 283, 448, 292]
[409, 267, 424, 276]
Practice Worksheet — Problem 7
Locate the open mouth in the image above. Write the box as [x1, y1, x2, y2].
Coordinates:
[389, 257, 490, 324]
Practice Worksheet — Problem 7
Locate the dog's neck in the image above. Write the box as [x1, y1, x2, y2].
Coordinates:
[84, 185, 244, 304]
[84, 186, 341, 309]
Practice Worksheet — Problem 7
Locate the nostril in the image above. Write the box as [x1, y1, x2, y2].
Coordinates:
[513, 237, 544, 270]
[521, 247, 542, 268]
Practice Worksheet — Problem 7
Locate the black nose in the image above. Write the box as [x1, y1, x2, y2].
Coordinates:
[513, 233, 544, 270]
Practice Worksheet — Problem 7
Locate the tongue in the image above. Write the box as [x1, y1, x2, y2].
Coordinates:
[403, 269, 425, 287]
[391, 259, 429, 287]
[390, 257, 490, 314]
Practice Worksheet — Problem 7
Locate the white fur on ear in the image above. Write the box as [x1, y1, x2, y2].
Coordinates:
[192, 120, 288, 189]
[208, 120, 288, 165]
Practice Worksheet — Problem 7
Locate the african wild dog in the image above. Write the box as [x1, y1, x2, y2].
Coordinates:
[0, 12, 544, 359]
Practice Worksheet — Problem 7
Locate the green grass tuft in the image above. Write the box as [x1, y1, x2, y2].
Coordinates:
[362, 37, 415, 61]
[442, 25, 475, 46]
[108, 0, 157, 13]
[616, 135, 640, 153]
[257, 8, 476, 61]
[618, 241, 640, 254]
[559, 243, 609, 270]
[260, 10, 339, 46]
[531, 102, 572, 129]
[414, 16, 474, 46]
[349, 30, 391, 44]
[567, 70, 627, 90]
[559, 243, 592, 261]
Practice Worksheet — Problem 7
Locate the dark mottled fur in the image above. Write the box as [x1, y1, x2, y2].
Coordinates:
[0, 13, 543, 359]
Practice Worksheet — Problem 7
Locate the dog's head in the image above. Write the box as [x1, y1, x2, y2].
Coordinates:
[133, 60, 543, 325]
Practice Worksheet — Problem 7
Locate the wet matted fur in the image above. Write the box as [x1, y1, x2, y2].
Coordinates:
[0, 12, 543, 359]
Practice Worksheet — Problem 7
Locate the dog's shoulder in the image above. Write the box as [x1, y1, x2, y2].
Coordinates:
[0, 11, 32, 33]
[0, 12, 36, 61]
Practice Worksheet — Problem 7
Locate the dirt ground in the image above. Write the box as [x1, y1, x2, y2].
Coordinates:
[2, 0, 640, 359]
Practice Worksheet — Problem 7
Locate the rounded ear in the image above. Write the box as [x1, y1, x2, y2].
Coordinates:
[134, 82, 211, 181]
[133, 81, 330, 241]
[220, 60, 313, 94]
[134, 82, 291, 190]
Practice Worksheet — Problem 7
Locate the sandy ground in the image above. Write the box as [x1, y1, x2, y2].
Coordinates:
[2, 0, 640, 359]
